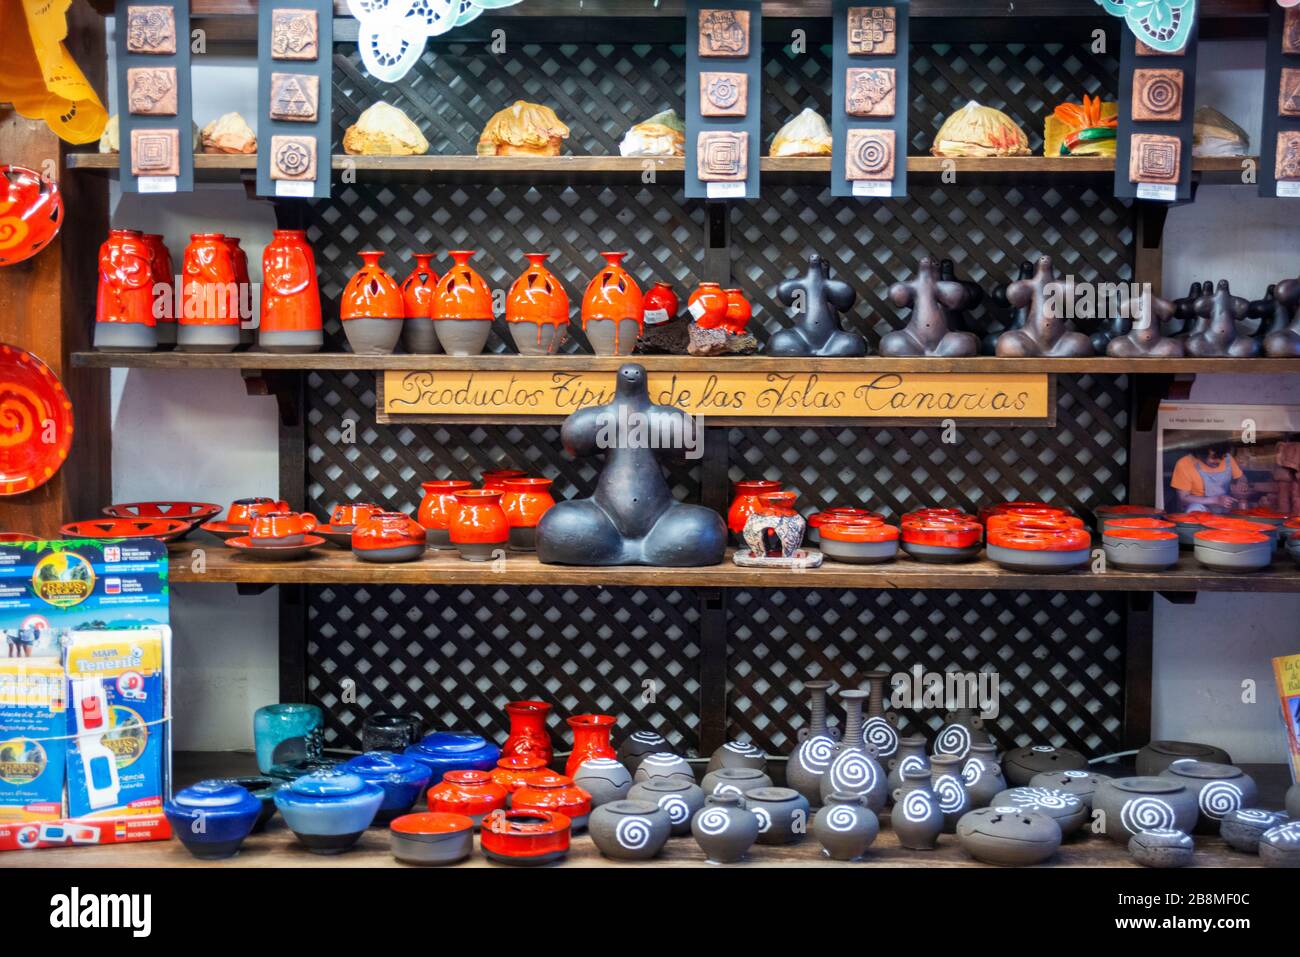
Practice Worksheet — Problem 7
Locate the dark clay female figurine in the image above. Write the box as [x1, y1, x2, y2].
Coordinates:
[1265, 278, 1300, 356]
[994, 255, 1095, 357]
[939, 258, 983, 333]
[1186, 280, 1261, 357]
[1162, 281, 1202, 337]
[982, 261, 1033, 354]
[767, 254, 868, 357]
[880, 257, 980, 357]
[535, 363, 726, 566]
[1107, 291, 1185, 357]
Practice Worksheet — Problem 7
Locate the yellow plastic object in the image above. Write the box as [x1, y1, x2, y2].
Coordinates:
[0, 0, 107, 145]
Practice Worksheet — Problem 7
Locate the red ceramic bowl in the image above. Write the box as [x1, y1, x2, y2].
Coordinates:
[901, 519, 983, 548]
[479, 809, 571, 866]
[427, 769, 509, 826]
[491, 755, 549, 794]
[102, 501, 221, 528]
[819, 521, 898, 543]
[61, 518, 191, 542]
[500, 479, 555, 529]
[1102, 517, 1176, 531]
[986, 513, 1085, 535]
[511, 773, 592, 830]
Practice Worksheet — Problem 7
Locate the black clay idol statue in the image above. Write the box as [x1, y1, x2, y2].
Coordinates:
[766, 253, 868, 357]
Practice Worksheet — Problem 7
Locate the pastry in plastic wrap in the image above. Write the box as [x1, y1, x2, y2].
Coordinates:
[619, 109, 685, 157]
[477, 100, 570, 156]
[343, 102, 429, 156]
[769, 108, 832, 157]
[1044, 95, 1117, 157]
[201, 112, 257, 154]
[931, 101, 1031, 158]
[1192, 106, 1249, 158]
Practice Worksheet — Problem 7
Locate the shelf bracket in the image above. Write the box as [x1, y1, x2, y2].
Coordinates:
[241, 369, 301, 428]
[236, 583, 275, 597]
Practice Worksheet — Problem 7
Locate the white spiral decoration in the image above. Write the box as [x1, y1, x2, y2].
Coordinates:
[796, 735, 836, 772]
[935, 725, 971, 758]
[713, 783, 743, 797]
[1264, 822, 1300, 844]
[1197, 781, 1242, 820]
[828, 751, 879, 793]
[900, 789, 934, 823]
[658, 795, 690, 825]
[933, 774, 966, 813]
[631, 731, 665, 744]
[582, 758, 623, 770]
[897, 755, 927, 776]
[695, 808, 730, 835]
[1120, 797, 1176, 834]
[724, 742, 761, 756]
[962, 758, 984, 785]
[615, 816, 652, 850]
[1064, 770, 1089, 778]
[641, 753, 679, 768]
[1139, 827, 1191, 845]
[1010, 787, 1076, 811]
[863, 718, 898, 757]
[824, 805, 859, 832]
[1031, 746, 1055, 753]
[752, 807, 772, 833]
[1236, 809, 1279, 824]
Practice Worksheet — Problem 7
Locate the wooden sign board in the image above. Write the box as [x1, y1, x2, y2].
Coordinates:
[378, 369, 1054, 426]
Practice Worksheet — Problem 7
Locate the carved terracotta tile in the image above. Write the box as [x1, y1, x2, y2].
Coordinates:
[1135, 39, 1186, 56]
[847, 7, 897, 56]
[271, 8, 319, 61]
[700, 72, 747, 117]
[1280, 68, 1300, 118]
[270, 134, 317, 181]
[697, 130, 748, 181]
[698, 9, 749, 58]
[125, 5, 176, 55]
[1286, 8, 1300, 55]
[844, 128, 895, 181]
[1132, 68, 1183, 122]
[127, 67, 178, 116]
[270, 72, 320, 122]
[130, 128, 180, 177]
[1277, 132, 1300, 181]
[1128, 133, 1181, 184]
[845, 67, 896, 118]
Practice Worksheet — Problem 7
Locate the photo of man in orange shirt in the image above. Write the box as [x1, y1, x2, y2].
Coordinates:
[1168, 441, 1248, 512]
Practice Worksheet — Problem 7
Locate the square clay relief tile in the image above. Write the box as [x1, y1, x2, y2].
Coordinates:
[698, 9, 750, 58]
[130, 128, 180, 177]
[1277, 132, 1300, 181]
[700, 72, 747, 117]
[1286, 8, 1300, 55]
[847, 7, 897, 56]
[845, 67, 896, 118]
[271, 8, 319, 60]
[697, 130, 748, 181]
[1132, 68, 1183, 122]
[1129, 133, 1181, 184]
[1280, 68, 1300, 118]
[125, 5, 176, 55]
[126, 67, 178, 116]
[1135, 40, 1186, 56]
[270, 72, 320, 122]
[270, 134, 317, 181]
[844, 128, 895, 181]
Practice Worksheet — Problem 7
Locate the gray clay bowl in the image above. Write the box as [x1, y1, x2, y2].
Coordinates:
[1102, 536, 1179, 571]
[390, 827, 473, 866]
[900, 541, 982, 564]
[1136, 740, 1231, 776]
[820, 538, 898, 564]
[1128, 828, 1194, 868]
[986, 544, 1090, 574]
[956, 806, 1061, 866]
[1193, 539, 1271, 572]
[1001, 746, 1088, 787]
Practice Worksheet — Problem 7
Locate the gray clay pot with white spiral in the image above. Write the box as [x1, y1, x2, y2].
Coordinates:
[617, 730, 670, 774]
[628, 777, 705, 836]
[702, 766, 773, 800]
[1027, 769, 1110, 810]
[861, 670, 900, 767]
[786, 680, 838, 806]
[632, 752, 696, 785]
[813, 793, 879, 861]
[588, 799, 672, 861]
[887, 734, 930, 794]
[706, 740, 767, 775]
[961, 743, 1007, 808]
[932, 708, 991, 760]
[891, 768, 944, 850]
[1159, 760, 1258, 834]
[691, 793, 759, 864]
[573, 757, 633, 808]
[745, 786, 810, 845]
[819, 690, 888, 811]
[930, 754, 971, 833]
[1093, 776, 1198, 843]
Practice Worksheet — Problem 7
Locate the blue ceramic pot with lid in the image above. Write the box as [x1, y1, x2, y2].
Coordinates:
[404, 731, 501, 783]
[164, 780, 262, 860]
[342, 751, 432, 822]
[219, 775, 282, 832]
[273, 770, 385, 854]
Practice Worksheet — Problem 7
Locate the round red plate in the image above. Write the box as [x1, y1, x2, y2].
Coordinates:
[103, 501, 222, 526]
[0, 166, 64, 267]
[61, 518, 190, 542]
[0, 344, 74, 496]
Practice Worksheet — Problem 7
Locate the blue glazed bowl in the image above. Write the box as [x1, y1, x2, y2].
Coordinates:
[342, 751, 432, 822]
[274, 770, 385, 854]
[405, 732, 501, 783]
[219, 775, 282, 833]
[164, 780, 262, 860]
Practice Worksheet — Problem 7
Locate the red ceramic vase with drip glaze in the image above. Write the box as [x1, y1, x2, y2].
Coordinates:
[341, 250, 404, 355]
[506, 252, 570, 355]
[492, 755, 548, 794]
[223, 236, 253, 343]
[400, 253, 441, 354]
[141, 233, 175, 345]
[502, 700, 553, 764]
[179, 233, 241, 353]
[642, 281, 679, 325]
[417, 479, 474, 550]
[581, 251, 643, 355]
[511, 773, 592, 830]
[448, 489, 509, 562]
[432, 250, 494, 356]
[728, 480, 784, 537]
[723, 288, 752, 335]
[259, 229, 322, 353]
[565, 713, 616, 778]
[500, 477, 555, 552]
[688, 281, 728, 330]
[94, 228, 157, 352]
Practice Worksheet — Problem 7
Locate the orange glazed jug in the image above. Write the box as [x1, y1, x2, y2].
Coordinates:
[417, 479, 474, 550]
[94, 228, 157, 352]
[341, 250, 403, 355]
[432, 249, 494, 356]
[400, 253, 441, 354]
[506, 252, 570, 355]
[179, 232, 240, 353]
[581, 251, 643, 356]
[259, 229, 322, 353]
[449, 489, 510, 563]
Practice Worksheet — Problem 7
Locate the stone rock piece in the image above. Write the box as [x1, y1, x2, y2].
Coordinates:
[271, 8, 319, 61]
[700, 72, 747, 118]
[271, 72, 320, 123]
[201, 112, 257, 154]
[698, 9, 750, 57]
[127, 67, 178, 116]
[130, 128, 180, 177]
[844, 128, 894, 181]
[1129, 133, 1181, 184]
[847, 6, 897, 56]
[270, 134, 317, 181]
[845, 67, 896, 118]
[1132, 68, 1183, 122]
[697, 130, 748, 181]
[126, 5, 176, 55]
[345, 102, 430, 156]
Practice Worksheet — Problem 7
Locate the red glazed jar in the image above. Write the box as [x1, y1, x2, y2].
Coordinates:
[341, 250, 403, 355]
[979, 500, 1070, 523]
[433, 250, 494, 357]
[688, 281, 728, 329]
[492, 755, 548, 795]
[506, 252, 570, 355]
[141, 233, 175, 345]
[400, 253, 440, 354]
[479, 809, 571, 865]
[642, 280, 679, 326]
[482, 468, 527, 491]
[566, 713, 616, 778]
[259, 229, 322, 353]
[500, 477, 555, 552]
[179, 232, 240, 353]
[986, 512, 1085, 536]
[351, 511, 427, 564]
[329, 502, 382, 530]
[903, 507, 979, 525]
[449, 489, 509, 562]
[728, 480, 784, 538]
[426, 769, 508, 828]
[511, 772, 592, 831]
[223, 236, 253, 344]
[820, 519, 900, 565]
[582, 251, 644, 355]
[417, 479, 474, 550]
[723, 288, 752, 335]
[502, 700, 554, 765]
[987, 525, 1092, 573]
[225, 497, 291, 527]
[901, 518, 983, 563]
[95, 228, 157, 352]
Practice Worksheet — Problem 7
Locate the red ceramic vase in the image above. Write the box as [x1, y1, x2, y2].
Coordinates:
[688, 281, 728, 330]
[426, 769, 508, 826]
[96, 228, 155, 332]
[259, 229, 322, 352]
[141, 234, 175, 339]
[400, 253, 439, 318]
[506, 252, 570, 355]
[502, 700, 554, 764]
[581, 252, 644, 355]
[432, 250, 493, 320]
[448, 488, 509, 562]
[728, 480, 784, 536]
[642, 280, 679, 325]
[565, 713, 616, 778]
[723, 288, 752, 335]
[341, 250, 403, 320]
[181, 233, 238, 325]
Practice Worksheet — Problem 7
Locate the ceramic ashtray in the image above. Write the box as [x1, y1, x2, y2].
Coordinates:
[991, 786, 1088, 835]
[900, 518, 982, 563]
[164, 780, 262, 860]
[1001, 745, 1088, 786]
[1193, 529, 1272, 572]
[1220, 808, 1288, 854]
[479, 809, 571, 866]
[986, 526, 1091, 573]
[1102, 528, 1179, 571]
[819, 519, 898, 564]
[389, 812, 474, 866]
[955, 806, 1061, 866]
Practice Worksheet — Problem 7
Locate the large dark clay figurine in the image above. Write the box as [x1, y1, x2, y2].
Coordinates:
[983, 261, 1033, 354]
[535, 364, 726, 566]
[994, 255, 1095, 357]
[1185, 280, 1261, 357]
[1265, 278, 1300, 357]
[767, 254, 868, 357]
[940, 259, 984, 333]
[1161, 281, 1202, 337]
[880, 257, 980, 357]
[1107, 291, 1185, 357]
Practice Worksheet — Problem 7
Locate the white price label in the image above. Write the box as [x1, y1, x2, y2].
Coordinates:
[705, 181, 746, 199]
[275, 180, 315, 198]
[1134, 183, 1177, 202]
[137, 176, 177, 193]
[851, 180, 892, 197]
[1277, 181, 1300, 198]
[687, 300, 708, 320]
[644, 308, 671, 326]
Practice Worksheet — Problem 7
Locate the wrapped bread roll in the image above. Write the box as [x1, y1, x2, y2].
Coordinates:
[342, 102, 429, 156]
[931, 100, 1031, 157]
[477, 100, 570, 156]
[769, 108, 832, 157]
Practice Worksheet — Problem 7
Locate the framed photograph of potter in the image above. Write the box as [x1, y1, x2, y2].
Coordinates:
[1155, 403, 1300, 514]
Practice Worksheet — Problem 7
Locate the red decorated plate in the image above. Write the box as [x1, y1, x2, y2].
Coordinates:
[0, 532, 39, 542]
[0, 166, 64, 266]
[103, 501, 222, 527]
[61, 518, 190, 542]
[0, 344, 74, 496]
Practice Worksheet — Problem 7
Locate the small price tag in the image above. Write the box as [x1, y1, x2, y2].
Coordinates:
[275, 180, 315, 198]
[687, 300, 708, 321]
[644, 308, 671, 326]
[851, 180, 892, 197]
[137, 176, 177, 194]
[1277, 181, 1300, 198]
[705, 181, 746, 199]
[1135, 183, 1177, 202]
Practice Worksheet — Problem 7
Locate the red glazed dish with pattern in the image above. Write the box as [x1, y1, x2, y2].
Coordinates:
[479, 809, 571, 865]
[61, 518, 190, 542]
[102, 501, 221, 528]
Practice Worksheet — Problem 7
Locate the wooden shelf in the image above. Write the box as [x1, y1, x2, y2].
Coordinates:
[72, 352, 1300, 374]
[167, 544, 1300, 593]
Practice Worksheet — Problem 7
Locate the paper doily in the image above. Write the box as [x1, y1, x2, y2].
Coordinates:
[1094, 0, 1196, 54]
[348, 0, 524, 82]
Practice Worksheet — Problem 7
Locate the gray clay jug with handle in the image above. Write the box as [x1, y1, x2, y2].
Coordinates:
[891, 768, 944, 850]
[931, 753, 971, 833]
[961, 742, 1006, 808]
[786, 680, 838, 806]
[691, 793, 759, 864]
[813, 793, 879, 861]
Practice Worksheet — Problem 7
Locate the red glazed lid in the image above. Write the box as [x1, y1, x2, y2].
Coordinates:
[513, 773, 592, 818]
[988, 526, 1091, 551]
[1202, 517, 1272, 535]
[1165, 512, 1210, 525]
[390, 812, 473, 836]
[733, 480, 782, 496]
[1094, 504, 1164, 517]
[1105, 529, 1178, 542]
[481, 469, 526, 489]
[1231, 508, 1288, 523]
[0, 532, 39, 542]
[903, 508, 978, 524]
[987, 514, 1085, 535]
[808, 508, 883, 528]
[1194, 529, 1269, 545]
[820, 521, 899, 543]
[901, 519, 982, 549]
[1103, 517, 1176, 531]
[980, 501, 1068, 522]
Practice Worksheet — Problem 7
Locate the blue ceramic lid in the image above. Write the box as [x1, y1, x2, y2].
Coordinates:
[171, 780, 260, 811]
[289, 770, 370, 798]
[343, 751, 423, 777]
[408, 732, 493, 756]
